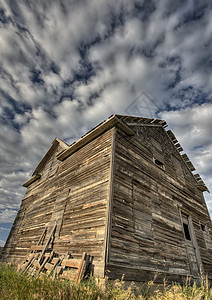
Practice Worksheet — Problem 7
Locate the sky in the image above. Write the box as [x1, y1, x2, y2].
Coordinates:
[0, 0, 212, 247]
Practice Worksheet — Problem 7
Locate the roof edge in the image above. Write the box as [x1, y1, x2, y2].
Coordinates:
[57, 114, 134, 161]
[23, 174, 41, 187]
[22, 114, 209, 193]
[32, 138, 60, 176]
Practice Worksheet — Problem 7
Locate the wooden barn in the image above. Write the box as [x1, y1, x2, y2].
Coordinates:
[2, 114, 212, 282]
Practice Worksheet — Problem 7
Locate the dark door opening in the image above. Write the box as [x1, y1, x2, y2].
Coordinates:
[181, 213, 202, 278]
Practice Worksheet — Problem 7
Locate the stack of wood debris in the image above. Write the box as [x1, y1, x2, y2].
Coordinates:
[17, 225, 91, 283]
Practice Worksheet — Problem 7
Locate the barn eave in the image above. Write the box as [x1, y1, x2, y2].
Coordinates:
[57, 114, 134, 161]
[22, 138, 69, 187]
[32, 138, 68, 176]
[23, 174, 41, 187]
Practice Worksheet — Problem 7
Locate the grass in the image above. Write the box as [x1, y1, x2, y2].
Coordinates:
[0, 263, 71, 300]
[0, 263, 211, 299]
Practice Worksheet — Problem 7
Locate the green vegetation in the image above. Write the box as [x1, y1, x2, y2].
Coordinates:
[0, 263, 211, 299]
[0, 263, 70, 300]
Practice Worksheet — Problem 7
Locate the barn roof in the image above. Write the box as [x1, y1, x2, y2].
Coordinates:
[23, 114, 209, 192]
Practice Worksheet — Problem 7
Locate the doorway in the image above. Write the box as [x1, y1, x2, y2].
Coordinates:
[181, 213, 202, 278]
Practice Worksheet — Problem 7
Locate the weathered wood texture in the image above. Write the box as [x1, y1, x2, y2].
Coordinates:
[106, 125, 212, 282]
[2, 115, 212, 283]
[2, 128, 114, 277]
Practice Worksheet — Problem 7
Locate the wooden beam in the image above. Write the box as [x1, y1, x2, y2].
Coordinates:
[104, 128, 116, 272]
[74, 253, 90, 283]
[61, 259, 80, 268]
[39, 224, 57, 264]
[30, 245, 47, 251]
[23, 174, 41, 187]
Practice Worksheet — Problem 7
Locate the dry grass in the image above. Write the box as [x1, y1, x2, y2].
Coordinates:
[0, 263, 211, 299]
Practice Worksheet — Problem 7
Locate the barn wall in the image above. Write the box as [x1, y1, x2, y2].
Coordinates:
[2, 142, 65, 264]
[2, 128, 114, 276]
[106, 127, 212, 282]
[53, 128, 114, 276]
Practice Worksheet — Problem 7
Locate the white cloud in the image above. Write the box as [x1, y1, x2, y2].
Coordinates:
[0, 227, 10, 231]
[0, 209, 17, 224]
[160, 104, 212, 149]
[159, 103, 212, 216]
[0, 0, 212, 244]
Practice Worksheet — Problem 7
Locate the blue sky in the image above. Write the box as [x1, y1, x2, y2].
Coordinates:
[0, 0, 212, 246]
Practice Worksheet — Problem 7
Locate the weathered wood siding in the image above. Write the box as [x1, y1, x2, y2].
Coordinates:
[106, 126, 212, 282]
[2, 142, 65, 263]
[53, 128, 114, 276]
[2, 116, 211, 282]
[2, 129, 114, 276]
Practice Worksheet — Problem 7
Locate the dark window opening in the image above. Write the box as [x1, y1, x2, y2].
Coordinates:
[154, 158, 164, 169]
[183, 223, 191, 240]
[201, 224, 205, 231]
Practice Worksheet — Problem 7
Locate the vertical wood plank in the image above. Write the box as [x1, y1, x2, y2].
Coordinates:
[103, 128, 116, 272]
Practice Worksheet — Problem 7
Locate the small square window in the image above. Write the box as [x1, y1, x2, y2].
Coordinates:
[153, 158, 165, 169]
[201, 224, 205, 231]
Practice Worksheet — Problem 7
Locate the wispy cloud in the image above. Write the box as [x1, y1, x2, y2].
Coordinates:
[0, 0, 212, 243]
[0, 209, 17, 223]
[159, 103, 212, 215]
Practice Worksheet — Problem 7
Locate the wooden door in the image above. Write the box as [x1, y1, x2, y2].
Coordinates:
[181, 214, 201, 277]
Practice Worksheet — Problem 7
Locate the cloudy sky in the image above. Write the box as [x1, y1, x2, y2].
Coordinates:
[0, 0, 212, 247]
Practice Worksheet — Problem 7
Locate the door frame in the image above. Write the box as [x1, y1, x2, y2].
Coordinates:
[179, 209, 204, 277]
